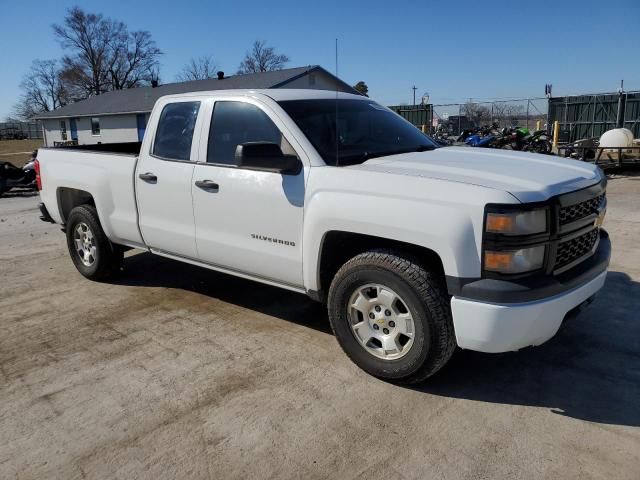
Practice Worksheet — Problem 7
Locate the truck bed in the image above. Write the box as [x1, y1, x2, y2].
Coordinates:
[37, 146, 143, 247]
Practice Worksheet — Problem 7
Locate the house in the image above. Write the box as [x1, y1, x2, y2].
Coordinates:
[35, 65, 358, 147]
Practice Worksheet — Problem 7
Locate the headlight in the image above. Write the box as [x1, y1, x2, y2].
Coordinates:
[484, 245, 546, 274]
[485, 208, 547, 236]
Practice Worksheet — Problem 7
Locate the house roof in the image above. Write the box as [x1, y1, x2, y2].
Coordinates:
[35, 65, 358, 119]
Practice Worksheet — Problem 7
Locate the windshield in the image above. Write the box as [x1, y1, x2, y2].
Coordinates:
[278, 99, 438, 166]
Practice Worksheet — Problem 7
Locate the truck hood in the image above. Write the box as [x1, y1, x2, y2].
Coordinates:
[352, 147, 602, 203]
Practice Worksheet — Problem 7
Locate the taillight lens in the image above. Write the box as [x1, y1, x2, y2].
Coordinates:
[35, 159, 42, 190]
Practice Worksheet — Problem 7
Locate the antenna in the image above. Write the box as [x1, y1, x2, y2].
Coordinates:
[335, 38, 339, 166]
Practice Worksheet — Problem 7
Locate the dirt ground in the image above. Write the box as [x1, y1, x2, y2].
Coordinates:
[0, 176, 639, 479]
[0, 139, 44, 167]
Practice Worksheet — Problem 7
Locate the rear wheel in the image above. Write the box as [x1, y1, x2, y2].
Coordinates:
[327, 250, 456, 383]
[66, 205, 123, 280]
[526, 140, 552, 154]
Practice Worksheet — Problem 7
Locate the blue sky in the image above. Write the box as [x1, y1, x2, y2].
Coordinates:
[1, 0, 638, 118]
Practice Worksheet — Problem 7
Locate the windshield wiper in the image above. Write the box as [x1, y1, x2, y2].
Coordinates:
[414, 144, 437, 152]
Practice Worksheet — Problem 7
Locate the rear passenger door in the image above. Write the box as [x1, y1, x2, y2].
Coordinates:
[191, 98, 306, 287]
[136, 99, 203, 258]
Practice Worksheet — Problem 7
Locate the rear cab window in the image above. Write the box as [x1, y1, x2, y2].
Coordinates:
[207, 101, 297, 166]
[152, 101, 200, 161]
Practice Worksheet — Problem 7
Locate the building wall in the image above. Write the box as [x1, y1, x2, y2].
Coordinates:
[43, 119, 65, 146]
[43, 114, 142, 147]
[280, 70, 356, 93]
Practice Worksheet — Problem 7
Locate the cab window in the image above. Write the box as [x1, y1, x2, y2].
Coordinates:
[207, 101, 296, 165]
[152, 101, 200, 161]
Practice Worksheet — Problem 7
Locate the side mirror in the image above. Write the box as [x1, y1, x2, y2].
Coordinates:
[235, 142, 301, 175]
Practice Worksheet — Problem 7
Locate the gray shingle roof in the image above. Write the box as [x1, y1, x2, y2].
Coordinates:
[36, 65, 356, 119]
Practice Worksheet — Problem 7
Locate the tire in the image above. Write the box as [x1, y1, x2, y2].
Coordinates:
[65, 205, 123, 281]
[526, 140, 552, 154]
[327, 250, 456, 384]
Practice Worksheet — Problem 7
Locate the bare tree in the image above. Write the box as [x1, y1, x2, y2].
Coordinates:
[109, 30, 162, 90]
[176, 56, 218, 82]
[53, 7, 124, 96]
[461, 101, 491, 126]
[503, 104, 525, 126]
[353, 81, 369, 97]
[237, 40, 289, 74]
[13, 60, 68, 119]
[53, 7, 161, 97]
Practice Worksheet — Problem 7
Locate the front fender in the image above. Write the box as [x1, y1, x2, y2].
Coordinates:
[302, 190, 482, 292]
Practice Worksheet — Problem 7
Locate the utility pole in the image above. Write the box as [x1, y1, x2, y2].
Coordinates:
[412, 86, 417, 106]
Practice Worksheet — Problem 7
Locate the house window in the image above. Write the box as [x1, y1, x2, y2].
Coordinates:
[91, 117, 101, 136]
[60, 120, 67, 141]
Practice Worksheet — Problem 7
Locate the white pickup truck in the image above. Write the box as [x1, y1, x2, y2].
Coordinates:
[36, 89, 610, 383]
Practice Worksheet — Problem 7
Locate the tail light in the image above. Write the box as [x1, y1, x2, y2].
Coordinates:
[35, 159, 42, 191]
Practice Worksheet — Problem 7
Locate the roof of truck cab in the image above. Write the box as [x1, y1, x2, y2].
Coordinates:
[35, 65, 361, 120]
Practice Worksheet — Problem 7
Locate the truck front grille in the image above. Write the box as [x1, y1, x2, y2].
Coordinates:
[559, 194, 605, 225]
[554, 229, 599, 271]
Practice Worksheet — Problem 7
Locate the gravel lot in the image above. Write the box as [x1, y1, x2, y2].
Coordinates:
[1, 177, 639, 479]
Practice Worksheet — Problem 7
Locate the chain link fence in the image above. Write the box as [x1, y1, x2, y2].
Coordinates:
[0, 121, 43, 140]
[431, 98, 548, 135]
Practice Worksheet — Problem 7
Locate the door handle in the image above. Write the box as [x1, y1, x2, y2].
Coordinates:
[139, 172, 157, 183]
[195, 179, 219, 192]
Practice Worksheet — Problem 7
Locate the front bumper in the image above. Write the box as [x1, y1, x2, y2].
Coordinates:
[451, 233, 610, 353]
[452, 270, 606, 352]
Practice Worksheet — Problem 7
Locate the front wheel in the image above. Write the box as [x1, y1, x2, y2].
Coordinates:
[525, 140, 552, 154]
[66, 205, 123, 281]
[327, 250, 456, 383]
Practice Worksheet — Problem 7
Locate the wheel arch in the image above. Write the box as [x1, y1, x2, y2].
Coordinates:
[311, 230, 446, 302]
[57, 187, 96, 225]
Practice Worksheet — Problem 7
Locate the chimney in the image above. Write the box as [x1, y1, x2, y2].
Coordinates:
[217, 71, 224, 80]
[151, 80, 159, 88]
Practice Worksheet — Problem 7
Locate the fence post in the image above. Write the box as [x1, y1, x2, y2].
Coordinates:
[552, 121, 560, 147]
[616, 91, 626, 129]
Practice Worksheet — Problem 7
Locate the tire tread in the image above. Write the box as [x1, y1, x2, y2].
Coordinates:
[328, 249, 456, 383]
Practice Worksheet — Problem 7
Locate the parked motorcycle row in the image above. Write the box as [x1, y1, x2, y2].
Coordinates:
[0, 150, 38, 196]
[432, 124, 553, 154]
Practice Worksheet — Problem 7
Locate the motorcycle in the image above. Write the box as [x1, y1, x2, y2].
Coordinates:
[432, 125, 455, 146]
[462, 123, 501, 148]
[464, 133, 498, 148]
[522, 129, 552, 154]
[0, 155, 37, 196]
[499, 127, 552, 154]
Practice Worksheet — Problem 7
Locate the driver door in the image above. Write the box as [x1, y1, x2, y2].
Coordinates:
[191, 98, 306, 287]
